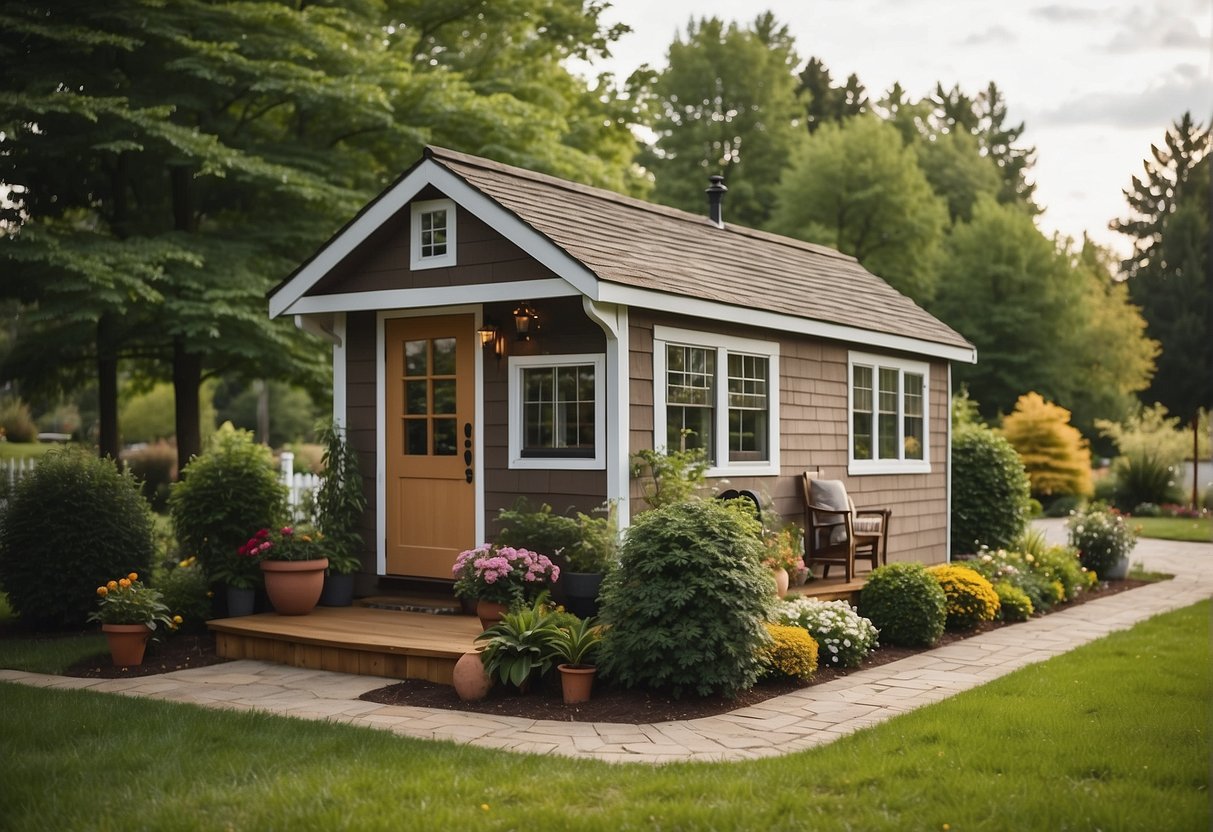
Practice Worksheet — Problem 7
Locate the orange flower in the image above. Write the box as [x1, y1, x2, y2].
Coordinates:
[96, 586, 108, 597]
[127, 572, 138, 582]
[107, 580, 118, 590]
[118, 578, 131, 588]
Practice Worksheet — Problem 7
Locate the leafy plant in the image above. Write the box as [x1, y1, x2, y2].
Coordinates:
[0, 449, 155, 629]
[759, 623, 818, 682]
[927, 564, 1000, 630]
[156, 556, 212, 629]
[475, 597, 558, 690]
[859, 562, 947, 648]
[630, 444, 709, 510]
[950, 422, 1032, 554]
[993, 581, 1034, 621]
[1067, 505, 1137, 579]
[597, 499, 771, 698]
[169, 424, 286, 582]
[494, 499, 618, 573]
[545, 616, 603, 667]
[242, 526, 329, 563]
[89, 573, 180, 632]
[314, 423, 367, 575]
[451, 543, 560, 605]
[772, 597, 879, 668]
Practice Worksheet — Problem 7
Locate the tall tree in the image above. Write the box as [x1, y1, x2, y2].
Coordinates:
[797, 57, 868, 133]
[768, 115, 948, 302]
[1112, 113, 1212, 427]
[639, 13, 802, 228]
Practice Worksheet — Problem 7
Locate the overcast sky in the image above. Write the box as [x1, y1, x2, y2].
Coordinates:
[576, 0, 1213, 257]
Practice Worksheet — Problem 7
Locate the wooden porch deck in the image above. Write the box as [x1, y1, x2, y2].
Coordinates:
[207, 576, 868, 686]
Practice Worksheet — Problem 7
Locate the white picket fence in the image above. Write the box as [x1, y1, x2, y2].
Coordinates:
[279, 451, 322, 522]
[1, 457, 37, 490]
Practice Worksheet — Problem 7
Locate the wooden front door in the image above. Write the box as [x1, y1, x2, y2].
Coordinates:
[385, 314, 476, 578]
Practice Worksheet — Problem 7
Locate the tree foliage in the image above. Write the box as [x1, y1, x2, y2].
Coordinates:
[1000, 392, 1092, 500]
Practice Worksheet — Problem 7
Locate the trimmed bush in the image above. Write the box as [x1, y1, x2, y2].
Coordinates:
[0, 449, 155, 628]
[772, 597, 879, 669]
[760, 623, 818, 682]
[169, 424, 286, 582]
[1066, 504, 1136, 579]
[1000, 392, 1093, 499]
[859, 562, 947, 647]
[950, 423, 1032, 555]
[927, 564, 1000, 630]
[0, 397, 38, 443]
[598, 499, 771, 697]
[123, 440, 178, 511]
[994, 581, 1033, 621]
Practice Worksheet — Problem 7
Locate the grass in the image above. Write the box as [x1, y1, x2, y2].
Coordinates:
[1130, 515, 1211, 543]
[1, 601, 1207, 831]
[0, 632, 107, 674]
[0, 441, 59, 460]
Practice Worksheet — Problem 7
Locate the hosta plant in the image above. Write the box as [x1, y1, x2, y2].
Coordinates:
[476, 597, 558, 690]
[772, 597, 878, 668]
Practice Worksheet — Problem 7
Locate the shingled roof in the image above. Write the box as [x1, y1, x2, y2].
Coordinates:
[427, 146, 973, 356]
[272, 145, 974, 361]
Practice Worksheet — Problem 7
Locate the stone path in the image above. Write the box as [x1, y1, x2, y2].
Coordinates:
[3, 520, 1209, 763]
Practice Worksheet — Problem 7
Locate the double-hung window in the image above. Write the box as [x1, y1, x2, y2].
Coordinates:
[410, 198, 457, 269]
[508, 354, 605, 470]
[653, 326, 780, 477]
[848, 352, 929, 474]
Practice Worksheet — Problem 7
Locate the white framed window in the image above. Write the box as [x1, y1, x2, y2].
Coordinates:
[848, 351, 930, 475]
[508, 353, 605, 470]
[653, 325, 780, 477]
[410, 198, 457, 270]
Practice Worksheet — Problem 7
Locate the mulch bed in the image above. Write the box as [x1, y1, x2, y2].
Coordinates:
[5, 578, 1152, 719]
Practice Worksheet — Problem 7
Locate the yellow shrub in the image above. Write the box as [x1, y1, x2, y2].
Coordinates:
[761, 623, 819, 681]
[1000, 392, 1093, 499]
[927, 565, 1001, 630]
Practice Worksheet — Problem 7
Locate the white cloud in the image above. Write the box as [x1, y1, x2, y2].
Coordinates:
[1105, 5, 1212, 51]
[1031, 5, 1101, 23]
[1038, 65, 1211, 128]
[958, 25, 1017, 46]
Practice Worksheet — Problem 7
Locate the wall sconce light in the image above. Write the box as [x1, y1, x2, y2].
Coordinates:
[513, 303, 538, 342]
[476, 323, 498, 348]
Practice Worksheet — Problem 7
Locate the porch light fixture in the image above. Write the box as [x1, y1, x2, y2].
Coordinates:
[513, 303, 538, 342]
[476, 323, 498, 348]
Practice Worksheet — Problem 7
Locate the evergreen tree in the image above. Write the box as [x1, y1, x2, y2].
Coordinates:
[1000, 392, 1093, 500]
[797, 57, 868, 133]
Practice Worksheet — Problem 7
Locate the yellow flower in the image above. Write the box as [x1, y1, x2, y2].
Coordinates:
[127, 572, 138, 581]
[118, 578, 131, 588]
[107, 581, 118, 590]
[173, 615, 184, 624]
[96, 586, 108, 597]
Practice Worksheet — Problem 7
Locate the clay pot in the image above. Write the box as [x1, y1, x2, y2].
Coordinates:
[557, 664, 596, 704]
[452, 651, 493, 701]
[102, 623, 152, 667]
[260, 558, 328, 615]
[772, 567, 790, 598]
[476, 599, 509, 629]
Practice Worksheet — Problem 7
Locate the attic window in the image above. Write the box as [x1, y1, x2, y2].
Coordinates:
[410, 198, 456, 270]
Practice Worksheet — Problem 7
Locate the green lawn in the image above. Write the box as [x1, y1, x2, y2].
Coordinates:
[0, 632, 107, 674]
[0, 441, 59, 460]
[1, 601, 1207, 831]
[1131, 515, 1212, 543]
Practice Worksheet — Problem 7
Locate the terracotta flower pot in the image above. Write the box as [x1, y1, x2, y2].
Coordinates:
[772, 567, 790, 598]
[260, 558, 328, 615]
[557, 664, 596, 704]
[452, 651, 493, 701]
[102, 623, 152, 667]
[476, 599, 509, 629]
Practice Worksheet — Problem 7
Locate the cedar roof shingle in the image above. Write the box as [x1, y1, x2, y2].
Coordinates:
[427, 146, 973, 353]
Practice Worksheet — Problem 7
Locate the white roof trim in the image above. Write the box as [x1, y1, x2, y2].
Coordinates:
[281, 278, 580, 316]
[599, 282, 978, 364]
[268, 158, 600, 318]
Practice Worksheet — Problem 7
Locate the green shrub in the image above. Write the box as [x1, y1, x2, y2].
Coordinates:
[0, 449, 155, 629]
[598, 499, 771, 697]
[760, 623, 818, 682]
[169, 424, 286, 582]
[1043, 494, 1084, 518]
[0, 397, 38, 443]
[1106, 451, 1182, 510]
[494, 499, 618, 573]
[963, 548, 1064, 613]
[859, 562, 947, 647]
[123, 440, 178, 511]
[1066, 505, 1137, 579]
[630, 445, 709, 510]
[1029, 545, 1086, 601]
[155, 557, 212, 631]
[772, 597, 878, 669]
[927, 564, 1000, 630]
[313, 423, 367, 575]
[950, 424, 1032, 555]
[994, 581, 1033, 621]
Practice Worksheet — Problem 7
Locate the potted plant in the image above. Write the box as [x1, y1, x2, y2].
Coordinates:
[1066, 505, 1137, 580]
[762, 527, 801, 598]
[248, 526, 330, 615]
[314, 422, 367, 607]
[89, 573, 181, 667]
[216, 537, 266, 616]
[452, 543, 560, 628]
[474, 597, 558, 693]
[545, 616, 603, 704]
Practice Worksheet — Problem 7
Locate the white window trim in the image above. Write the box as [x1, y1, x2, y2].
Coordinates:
[652, 325, 781, 478]
[508, 353, 606, 470]
[848, 351, 931, 475]
[409, 198, 457, 270]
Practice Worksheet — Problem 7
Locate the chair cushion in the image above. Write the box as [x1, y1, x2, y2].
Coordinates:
[853, 516, 883, 535]
[809, 478, 850, 545]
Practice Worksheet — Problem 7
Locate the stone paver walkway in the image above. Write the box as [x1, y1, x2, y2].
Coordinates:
[3, 520, 1209, 763]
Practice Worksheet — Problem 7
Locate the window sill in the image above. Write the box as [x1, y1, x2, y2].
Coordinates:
[704, 462, 781, 479]
[848, 460, 932, 476]
[509, 456, 604, 471]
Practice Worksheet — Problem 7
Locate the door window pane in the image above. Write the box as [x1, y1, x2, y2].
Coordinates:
[404, 340, 427, 376]
[404, 420, 427, 455]
[432, 337, 456, 375]
[432, 380, 456, 414]
[433, 418, 457, 456]
[405, 380, 427, 415]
